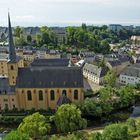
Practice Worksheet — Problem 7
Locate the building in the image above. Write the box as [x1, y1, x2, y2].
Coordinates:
[46, 50, 61, 59]
[131, 36, 140, 45]
[83, 63, 108, 85]
[106, 55, 130, 75]
[0, 14, 84, 111]
[52, 27, 67, 44]
[119, 63, 140, 85]
[79, 51, 95, 63]
[109, 24, 122, 32]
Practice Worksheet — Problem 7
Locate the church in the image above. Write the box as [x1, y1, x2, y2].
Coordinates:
[0, 14, 84, 110]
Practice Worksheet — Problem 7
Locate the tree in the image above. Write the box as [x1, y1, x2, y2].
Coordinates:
[126, 118, 136, 133]
[102, 124, 132, 140]
[18, 112, 50, 139]
[4, 130, 29, 140]
[79, 98, 102, 117]
[36, 33, 42, 46]
[88, 132, 102, 140]
[100, 40, 110, 54]
[15, 35, 27, 46]
[54, 104, 87, 133]
[27, 35, 32, 43]
[81, 23, 87, 31]
[118, 86, 135, 108]
[104, 70, 116, 87]
[14, 26, 23, 37]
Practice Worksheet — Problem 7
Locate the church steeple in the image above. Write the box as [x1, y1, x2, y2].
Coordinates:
[8, 13, 16, 62]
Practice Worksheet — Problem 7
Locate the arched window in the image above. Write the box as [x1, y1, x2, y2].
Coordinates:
[62, 90, 67, 96]
[39, 90, 43, 101]
[50, 90, 55, 100]
[11, 65, 14, 70]
[74, 90, 78, 100]
[27, 90, 32, 101]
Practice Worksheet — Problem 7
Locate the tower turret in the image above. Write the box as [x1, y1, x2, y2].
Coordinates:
[7, 13, 18, 86]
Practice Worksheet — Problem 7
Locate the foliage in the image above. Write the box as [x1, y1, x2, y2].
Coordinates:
[126, 118, 136, 133]
[79, 85, 136, 118]
[54, 104, 87, 133]
[18, 112, 50, 139]
[15, 35, 27, 46]
[26, 35, 32, 43]
[104, 70, 116, 87]
[4, 130, 29, 140]
[14, 26, 23, 37]
[0, 116, 23, 125]
[79, 98, 102, 117]
[102, 123, 132, 140]
[88, 132, 102, 140]
[49, 131, 87, 140]
[118, 85, 135, 108]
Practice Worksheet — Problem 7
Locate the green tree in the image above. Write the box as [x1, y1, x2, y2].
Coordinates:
[104, 70, 116, 87]
[54, 104, 87, 133]
[100, 39, 110, 54]
[118, 86, 135, 108]
[126, 118, 136, 133]
[36, 33, 42, 46]
[18, 112, 50, 139]
[4, 130, 29, 140]
[102, 124, 132, 140]
[81, 23, 87, 31]
[88, 132, 102, 140]
[14, 26, 23, 37]
[15, 35, 27, 46]
[79, 98, 102, 117]
[27, 35, 32, 43]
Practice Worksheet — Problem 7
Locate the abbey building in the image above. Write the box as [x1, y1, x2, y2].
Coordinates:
[0, 14, 84, 110]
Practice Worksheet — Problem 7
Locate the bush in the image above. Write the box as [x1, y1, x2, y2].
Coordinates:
[4, 130, 29, 140]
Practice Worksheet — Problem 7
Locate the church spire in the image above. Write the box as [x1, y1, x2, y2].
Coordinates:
[8, 12, 16, 62]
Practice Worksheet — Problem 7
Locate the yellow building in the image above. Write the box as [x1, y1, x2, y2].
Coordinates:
[0, 14, 84, 111]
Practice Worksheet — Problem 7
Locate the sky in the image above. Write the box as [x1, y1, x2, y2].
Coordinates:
[0, 0, 140, 27]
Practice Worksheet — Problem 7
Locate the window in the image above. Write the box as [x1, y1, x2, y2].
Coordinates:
[50, 90, 55, 100]
[13, 105, 15, 108]
[62, 90, 67, 96]
[27, 90, 32, 101]
[74, 90, 78, 100]
[12, 98, 14, 101]
[11, 65, 14, 70]
[39, 90, 43, 101]
[4, 99, 8, 102]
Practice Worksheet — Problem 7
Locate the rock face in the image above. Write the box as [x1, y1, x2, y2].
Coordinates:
[131, 106, 140, 117]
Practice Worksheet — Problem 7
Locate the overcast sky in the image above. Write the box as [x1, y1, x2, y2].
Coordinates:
[0, 0, 140, 27]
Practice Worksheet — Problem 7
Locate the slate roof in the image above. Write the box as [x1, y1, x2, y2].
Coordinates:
[8, 13, 16, 62]
[30, 58, 69, 67]
[108, 60, 121, 67]
[57, 94, 71, 106]
[0, 78, 15, 94]
[16, 67, 83, 88]
[0, 54, 8, 60]
[83, 63, 108, 78]
[121, 63, 140, 77]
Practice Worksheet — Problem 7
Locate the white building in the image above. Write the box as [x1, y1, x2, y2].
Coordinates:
[119, 63, 140, 85]
[83, 63, 108, 85]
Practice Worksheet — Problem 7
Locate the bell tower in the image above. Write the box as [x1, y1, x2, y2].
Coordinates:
[7, 13, 18, 86]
